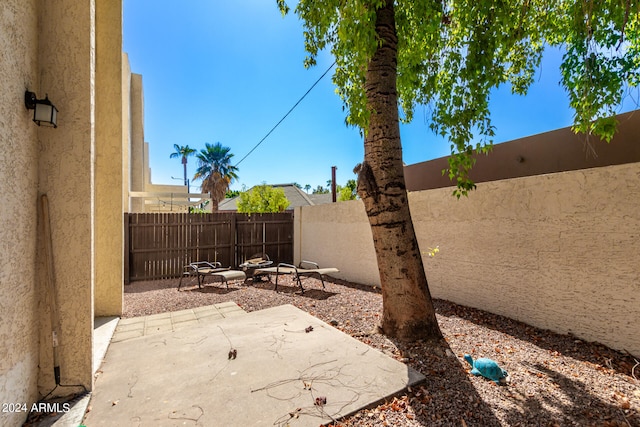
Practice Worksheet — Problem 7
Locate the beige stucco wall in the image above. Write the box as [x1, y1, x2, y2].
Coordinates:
[296, 163, 640, 357]
[35, 0, 95, 396]
[129, 73, 145, 212]
[2, 0, 125, 423]
[294, 201, 379, 286]
[122, 53, 132, 211]
[94, 0, 123, 317]
[125, 71, 189, 213]
[0, 1, 40, 426]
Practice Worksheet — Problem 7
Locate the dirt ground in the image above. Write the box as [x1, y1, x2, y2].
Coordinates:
[123, 275, 640, 426]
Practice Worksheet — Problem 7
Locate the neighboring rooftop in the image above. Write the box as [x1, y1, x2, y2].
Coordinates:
[218, 183, 333, 211]
[404, 108, 640, 192]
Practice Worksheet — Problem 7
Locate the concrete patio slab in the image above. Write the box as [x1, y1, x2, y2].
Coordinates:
[32, 303, 247, 427]
[84, 304, 424, 426]
[110, 302, 246, 344]
[93, 316, 119, 374]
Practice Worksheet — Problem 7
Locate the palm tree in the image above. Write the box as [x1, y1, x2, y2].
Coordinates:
[193, 142, 239, 211]
[169, 144, 196, 189]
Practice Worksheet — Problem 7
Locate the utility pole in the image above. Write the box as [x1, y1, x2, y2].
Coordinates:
[331, 166, 337, 202]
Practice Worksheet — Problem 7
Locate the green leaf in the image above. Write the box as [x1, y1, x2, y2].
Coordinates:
[283, 0, 639, 195]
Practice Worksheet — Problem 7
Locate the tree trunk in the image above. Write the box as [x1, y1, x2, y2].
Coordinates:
[182, 156, 188, 187]
[357, 0, 443, 342]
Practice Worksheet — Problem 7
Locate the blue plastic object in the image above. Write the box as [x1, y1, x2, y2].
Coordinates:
[464, 354, 508, 384]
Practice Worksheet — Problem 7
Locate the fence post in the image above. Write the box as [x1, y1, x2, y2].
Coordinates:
[123, 213, 130, 285]
[230, 214, 237, 268]
[293, 207, 301, 266]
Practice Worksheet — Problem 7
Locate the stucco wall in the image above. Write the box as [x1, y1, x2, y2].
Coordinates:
[122, 53, 132, 212]
[94, 0, 123, 317]
[295, 163, 640, 357]
[294, 201, 379, 286]
[126, 72, 188, 213]
[35, 0, 95, 396]
[0, 1, 40, 426]
[129, 73, 145, 212]
[3, 1, 124, 422]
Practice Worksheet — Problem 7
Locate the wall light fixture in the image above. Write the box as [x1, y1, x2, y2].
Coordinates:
[25, 91, 58, 128]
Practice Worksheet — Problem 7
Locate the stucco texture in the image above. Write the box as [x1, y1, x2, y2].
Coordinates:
[35, 0, 95, 396]
[2, 0, 125, 423]
[122, 53, 132, 211]
[296, 163, 640, 357]
[0, 1, 42, 426]
[94, 0, 123, 316]
[295, 201, 379, 286]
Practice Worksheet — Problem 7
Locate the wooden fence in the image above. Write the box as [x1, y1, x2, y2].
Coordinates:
[124, 212, 293, 283]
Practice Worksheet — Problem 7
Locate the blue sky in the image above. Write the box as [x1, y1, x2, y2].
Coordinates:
[123, 1, 638, 193]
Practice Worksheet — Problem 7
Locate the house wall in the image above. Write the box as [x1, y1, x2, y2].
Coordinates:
[122, 53, 132, 212]
[2, 0, 124, 424]
[0, 2, 40, 426]
[142, 143, 189, 195]
[295, 162, 640, 357]
[94, 0, 123, 316]
[35, 0, 95, 398]
[129, 73, 145, 212]
[126, 77, 188, 213]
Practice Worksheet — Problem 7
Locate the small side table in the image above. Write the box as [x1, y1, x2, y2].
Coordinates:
[239, 260, 273, 283]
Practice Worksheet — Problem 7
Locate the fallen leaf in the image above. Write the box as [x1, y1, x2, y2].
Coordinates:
[620, 397, 631, 409]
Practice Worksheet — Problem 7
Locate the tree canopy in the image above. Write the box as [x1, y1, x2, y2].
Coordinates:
[169, 144, 196, 188]
[280, 0, 639, 194]
[338, 179, 358, 201]
[278, 0, 639, 341]
[237, 184, 290, 213]
[169, 144, 196, 164]
[193, 142, 239, 210]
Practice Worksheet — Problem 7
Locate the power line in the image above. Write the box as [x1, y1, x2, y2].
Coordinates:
[234, 61, 337, 167]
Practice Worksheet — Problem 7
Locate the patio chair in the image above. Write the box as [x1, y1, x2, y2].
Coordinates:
[177, 261, 246, 291]
[255, 260, 339, 293]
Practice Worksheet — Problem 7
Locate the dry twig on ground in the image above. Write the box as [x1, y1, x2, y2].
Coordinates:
[124, 276, 640, 426]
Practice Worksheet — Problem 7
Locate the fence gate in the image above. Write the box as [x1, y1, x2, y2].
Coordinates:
[124, 212, 293, 283]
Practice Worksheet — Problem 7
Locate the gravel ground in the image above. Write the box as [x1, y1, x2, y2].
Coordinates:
[124, 275, 640, 426]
